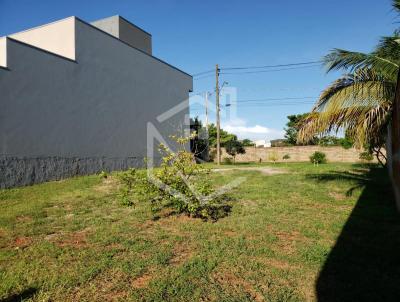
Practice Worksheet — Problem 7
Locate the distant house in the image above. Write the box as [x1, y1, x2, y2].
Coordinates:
[254, 140, 271, 148]
[270, 139, 287, 147]
[0, 16, 193, 188]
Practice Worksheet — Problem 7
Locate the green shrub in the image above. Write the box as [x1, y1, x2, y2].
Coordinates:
[225, 139, 245, 163]
[223, 157, 233, 165]
[283, 154, 290, 160]
[359, 151, 374, 162]
[99, 171, 108, 179]
[117, 134, 231, 221]
[268, 152, 279, 164]
[310, 151, 327, 164]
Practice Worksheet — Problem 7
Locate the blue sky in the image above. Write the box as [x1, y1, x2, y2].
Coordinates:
[0, 0, 397, 141]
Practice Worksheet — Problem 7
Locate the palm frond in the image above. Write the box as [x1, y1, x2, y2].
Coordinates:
[298, 69, 394, 146]
[323, 49, 399, 80]
[373, 35, 400, 63]
[394, 0, 400, 13]
[313, 68, 394, 110]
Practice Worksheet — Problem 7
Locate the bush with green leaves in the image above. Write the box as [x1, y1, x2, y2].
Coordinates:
[223, 157, 233, 165]
[99, 171, 108, 179]
[117, 134, 231, 221]
[310, 151, 327, 164]
[268, 152, 279, 163]
[225, 139, 245, 164]
[283, 154, 290, 160]
[359, 151, 374, 162]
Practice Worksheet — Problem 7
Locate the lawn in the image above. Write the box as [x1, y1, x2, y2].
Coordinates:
[0, 163, 399, 301]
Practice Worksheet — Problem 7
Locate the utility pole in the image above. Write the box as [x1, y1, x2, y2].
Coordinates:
[205, 92, 209, 131]
[216, 64, 221, 165]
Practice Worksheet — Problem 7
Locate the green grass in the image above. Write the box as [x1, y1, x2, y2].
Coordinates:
[0, 162, 398, 301]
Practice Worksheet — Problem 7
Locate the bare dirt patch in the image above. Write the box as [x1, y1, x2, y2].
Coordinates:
[16, 215, 33, 223]
[223, 230, 238, 237]
[264, 257, 295, 270]
[70, 270, 130, 301]
[131, 272, 153, 289]
[94, 176, 119, 194]
[150, 214, 197, 236]
[274, 230, 304, 254]
[169, 243, 194, 266]
[213, 167, 285, 175]
[45, 228, 92, 248]
[14, 236, 32, 248]
[329, 191, 346, 201]
[0, 227, 7, 237]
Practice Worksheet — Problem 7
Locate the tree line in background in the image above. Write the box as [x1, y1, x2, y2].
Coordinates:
[190, 117, 246, 163]
[283, 113, 354, 148]
[190, 113, 356, 164]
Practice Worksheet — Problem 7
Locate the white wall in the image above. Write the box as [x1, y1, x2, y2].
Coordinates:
[9, 17, 75, 60]
[0, 37, 6, 67]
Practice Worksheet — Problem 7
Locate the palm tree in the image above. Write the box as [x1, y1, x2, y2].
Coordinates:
[298, 5, 400, 166]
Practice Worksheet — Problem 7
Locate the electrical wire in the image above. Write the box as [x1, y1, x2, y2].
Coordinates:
[220, 64, 321, 75]
[192, 69, 215, 77]
[192, 60, 322, 78]
[234, 96, 317, 103]
[220, 60, 322, 70]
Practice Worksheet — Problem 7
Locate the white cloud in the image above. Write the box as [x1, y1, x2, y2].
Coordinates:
[221, 118, 284, 141]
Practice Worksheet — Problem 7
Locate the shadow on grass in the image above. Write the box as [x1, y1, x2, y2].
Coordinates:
[0, 287, 37, 302]
[308, 166, 400, 301]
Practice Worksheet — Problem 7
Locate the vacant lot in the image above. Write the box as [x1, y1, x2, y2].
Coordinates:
[0, 163, 399, 301]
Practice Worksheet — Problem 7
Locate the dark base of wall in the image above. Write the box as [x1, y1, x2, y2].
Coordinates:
[0, 156, 146, 189]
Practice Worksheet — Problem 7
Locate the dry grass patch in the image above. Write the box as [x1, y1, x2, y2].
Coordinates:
[329, 191, 346, 201]
[169, 242, 194, 266]
[273, 230, 305, 255]
[212, 271, 264, 302]
[13, 236, 32, 249]
[69, 270, 131, 301]
[45, 227, 92, 248]
[94, 176, 120, 194]
[131, 272, 153, 289]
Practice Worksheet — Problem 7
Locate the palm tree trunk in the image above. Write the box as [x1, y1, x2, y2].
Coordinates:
[390, 69, 400, 211]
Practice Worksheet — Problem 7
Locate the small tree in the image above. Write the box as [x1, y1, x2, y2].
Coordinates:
[282, 154, 290, 166]
[225, 139, 245, 164]
[310, 151, 327, 165]
[242, 139, 255, 147]
[284, 113, 316, 145]
[269, 152, 279, 164]
[117, 134, 231, 220]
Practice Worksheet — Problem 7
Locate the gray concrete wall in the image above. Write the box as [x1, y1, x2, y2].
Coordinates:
[0, 18, 192, 188]
[91, 16, 119, 39]
[91, 16, 152, 55]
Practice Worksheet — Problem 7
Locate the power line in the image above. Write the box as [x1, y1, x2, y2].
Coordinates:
[192, 69, 215, 77]
[235, 96, 317, 103]
[193, 73, 215, 80]
[190, 101, 315, 110]
[221, 60, 322, 70]
[192, 60, 322, 78]
[220, 64, 321, 75]
[231, 102, 315, 107]
[190, 96, 317, 104]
